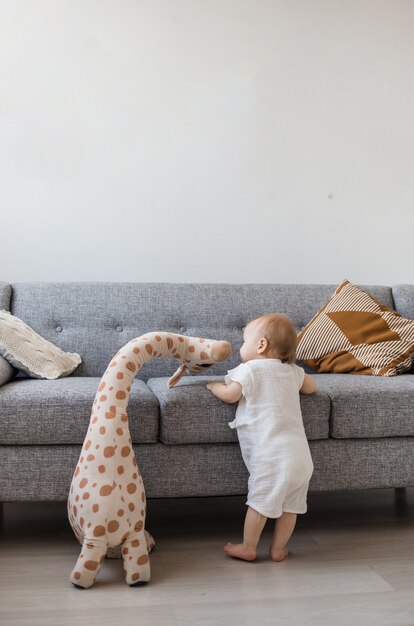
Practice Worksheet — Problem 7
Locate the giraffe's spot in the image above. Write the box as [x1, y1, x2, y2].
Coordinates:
[95, 445, 100, 449]
[75, 466, 80, 477]
[80, 517, 84, 527]
[117, 509, 125, 517]
[127, 386, 131, 391]
[104, 446, 115, 458]
[92, 504, 99, 513]
[132, 473, 137, 479]
[127, 483, 137, 494]
[110, 361, 118, 368]
[200, 351, 209, 360]
[153, 351, 158, 357]
[108, 520, 120, 533]
[73, 505, 78, 517]
[117, 466, 125, 475]
[137, 554, 149, 565]
[93, 525, 106, 537]
[199, 338, 206, 343]
[188, 345, 195, 352]
[116, 390, 126, 400]
[79, 478, 88, 489]
[126, 362, 136, 372]
[145, 344, 153, 355]
[132, 573, 140, 582]
[100, 485, 112, 496]
[116, 428, 123, 436]
[133, 347, 140, 354]
[155, 335, 161, 341]
[92, 416, 98, 424]
[121, 446, 131, 457]
[84, 560, 99, 571]
[75, 495, 80, 502]
[123, 547, 129, 555]
[85, 440, 92, 450]
[178, 337, 184, 342]
[100, 395, 107, 402]
[134, 520, 143, 532]
[82, 492, 90, 500]
[131, 539, 140, 547]
[121, 413, 128, 422]
[117, 372, 124, 379]
[99, 382, 106, 392]
[74, 571, 81, 580]
[166, 338, 173, 349]
[98, 465, 106, 473]
[105, 406, 116, 419]
[141, 492, 145, 502]
[99, 426, 106, 435]
[128, 503, 135, 512]
[87, 454, 95, 461]
[141, 509, 145, 516]
[132, 458, 137, 467]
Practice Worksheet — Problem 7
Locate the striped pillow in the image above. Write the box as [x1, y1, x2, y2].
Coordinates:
[297, 280, 414, 376]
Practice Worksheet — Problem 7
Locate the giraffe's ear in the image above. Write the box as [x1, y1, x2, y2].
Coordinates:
[167, 363, 187, 388]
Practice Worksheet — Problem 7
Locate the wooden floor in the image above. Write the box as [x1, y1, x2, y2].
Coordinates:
[1, 489, 414, 626]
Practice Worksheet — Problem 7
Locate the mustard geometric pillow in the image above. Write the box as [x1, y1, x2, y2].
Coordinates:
[297, 280, 414, 376]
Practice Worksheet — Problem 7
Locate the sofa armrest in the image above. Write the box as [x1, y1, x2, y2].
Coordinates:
[0, 355, 16, 387]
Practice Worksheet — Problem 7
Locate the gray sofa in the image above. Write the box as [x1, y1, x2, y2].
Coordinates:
[1, 281, 414, 503]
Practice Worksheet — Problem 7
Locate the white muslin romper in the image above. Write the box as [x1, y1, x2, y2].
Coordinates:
[226, 359, 314, 519]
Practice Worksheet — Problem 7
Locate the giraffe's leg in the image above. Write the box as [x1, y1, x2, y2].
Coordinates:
[70, 536, 108, 589]
[145, 529, 155, 553]
[121, 530, 151, 586]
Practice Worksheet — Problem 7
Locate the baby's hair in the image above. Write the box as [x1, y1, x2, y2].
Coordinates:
[250, 313, 297, 363]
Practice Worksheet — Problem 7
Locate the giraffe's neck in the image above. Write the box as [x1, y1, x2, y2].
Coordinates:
[87, 333, 185, 435]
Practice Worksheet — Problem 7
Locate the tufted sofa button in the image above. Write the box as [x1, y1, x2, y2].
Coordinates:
[179, 327, 186, 333]
[116, 326, 123, 333]
[56, 326, 62, 333]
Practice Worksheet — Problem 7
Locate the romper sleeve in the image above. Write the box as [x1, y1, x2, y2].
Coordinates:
[292, 363, 305, 390]
[225, 363, 252, 398]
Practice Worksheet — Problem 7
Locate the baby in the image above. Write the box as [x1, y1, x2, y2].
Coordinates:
[207, 313, 317, 562]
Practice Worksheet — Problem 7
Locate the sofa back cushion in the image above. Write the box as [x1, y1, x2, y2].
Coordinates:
[10, 282, 395, 379]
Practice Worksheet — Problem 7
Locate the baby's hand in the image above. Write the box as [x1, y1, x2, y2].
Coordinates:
[206, 382, 219, 391]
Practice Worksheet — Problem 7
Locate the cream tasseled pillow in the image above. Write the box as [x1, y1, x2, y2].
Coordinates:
[0, 310, 82, 379]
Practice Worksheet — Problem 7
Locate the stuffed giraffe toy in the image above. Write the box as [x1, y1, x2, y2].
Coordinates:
[68, 331, 231, 588]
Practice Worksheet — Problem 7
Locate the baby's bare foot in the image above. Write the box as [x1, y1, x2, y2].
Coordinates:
[224, 543, 256, 561]
[270, 546, 289, 562]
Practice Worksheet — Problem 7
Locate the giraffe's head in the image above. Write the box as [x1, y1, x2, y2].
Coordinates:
[167, 335, 232, 388]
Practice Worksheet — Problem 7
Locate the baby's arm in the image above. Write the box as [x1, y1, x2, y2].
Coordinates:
[300, 373, 317, 394]
[206, 381, 243, 403]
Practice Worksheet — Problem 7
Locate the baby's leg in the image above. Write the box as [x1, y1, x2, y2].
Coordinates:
[224, 506, 267, 561]
[270, 512, 297, 561]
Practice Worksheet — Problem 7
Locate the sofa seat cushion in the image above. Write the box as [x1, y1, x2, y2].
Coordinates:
[315, 374, 414, 438]
[0, 377, 159, 444]
[147, 376, 330, 444]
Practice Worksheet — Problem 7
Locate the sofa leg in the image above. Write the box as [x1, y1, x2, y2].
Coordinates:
[394, 487, 407, 514]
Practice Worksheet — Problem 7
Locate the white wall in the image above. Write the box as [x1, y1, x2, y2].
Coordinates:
[1, 0, 413, 284]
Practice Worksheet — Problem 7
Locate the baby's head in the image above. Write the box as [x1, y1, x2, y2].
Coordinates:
[240, 313, 297, 364]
